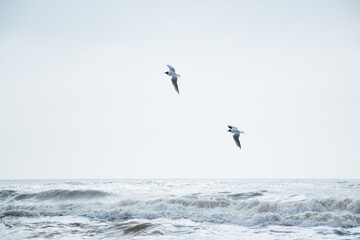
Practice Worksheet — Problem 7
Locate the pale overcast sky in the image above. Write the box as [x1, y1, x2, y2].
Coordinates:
[1, 0, 359, 179]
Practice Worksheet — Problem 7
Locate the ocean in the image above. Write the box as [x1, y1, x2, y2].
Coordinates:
[0, 179, 359, 239]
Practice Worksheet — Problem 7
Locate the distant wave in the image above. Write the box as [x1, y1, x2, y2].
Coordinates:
[0, 189, 111, 202]
[0, 190, 16, 199]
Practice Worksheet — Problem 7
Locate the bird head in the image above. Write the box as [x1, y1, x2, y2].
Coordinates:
[165, 71, 169, 75]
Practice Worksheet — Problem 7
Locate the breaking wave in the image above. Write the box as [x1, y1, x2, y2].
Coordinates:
[1, 189, 359, 228]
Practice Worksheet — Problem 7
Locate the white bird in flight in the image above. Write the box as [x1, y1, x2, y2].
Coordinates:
[165, 65, 181, 94]
[228, 125, 245, 149]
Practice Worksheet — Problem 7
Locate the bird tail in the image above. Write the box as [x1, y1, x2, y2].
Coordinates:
[178, 74, 181, 78]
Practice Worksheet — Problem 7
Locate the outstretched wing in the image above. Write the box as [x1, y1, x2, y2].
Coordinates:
[171, 76, 179, 94]
[233, 133, 241, 149]
[167, 65, 176, 73]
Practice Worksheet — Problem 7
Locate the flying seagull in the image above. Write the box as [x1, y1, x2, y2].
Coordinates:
[228, 125, 244, 149]
[165, 65, 181, 94]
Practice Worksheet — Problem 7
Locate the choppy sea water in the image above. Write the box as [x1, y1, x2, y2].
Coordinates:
[0, 179, 359, 240]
